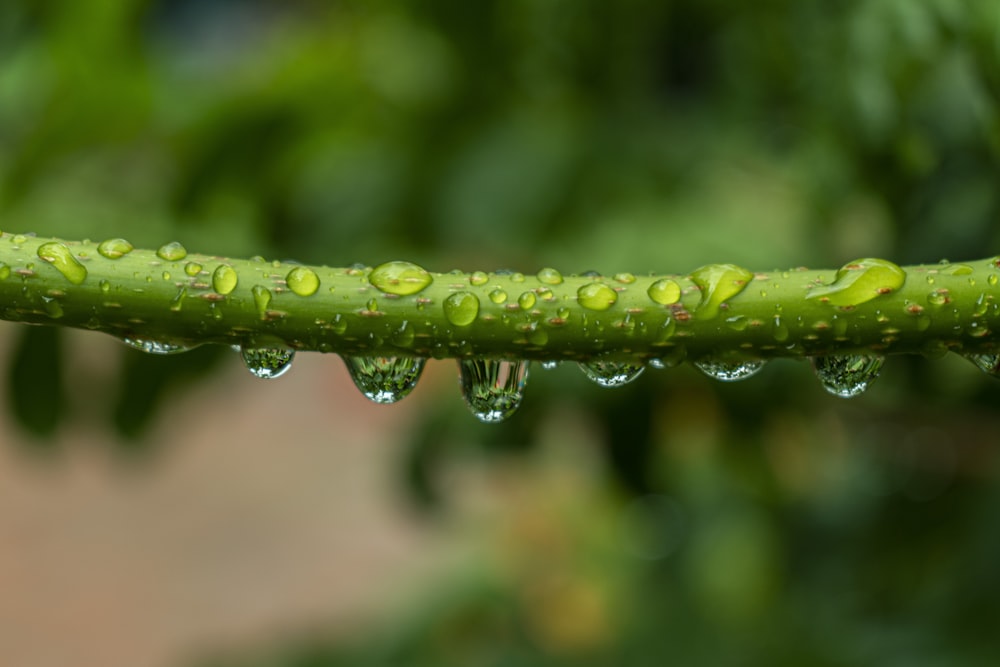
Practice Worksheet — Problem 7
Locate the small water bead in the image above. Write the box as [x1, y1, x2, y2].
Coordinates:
[286, 266, 320, 296]
[537, 267, 563, 285]
[37, 242, 88, 285]
[0, 262, 9, 280]
[647, 279, 681, 305]
[578, 359, 645, 387]
[613, 272, 636, 284]
[458, 359, 529, 423]
[369, 260, 432, 295]
[170, 288, 187, 311]
[252, 285, 272, 318]
[392, 321, 415, 347]
[240, 346, 295, 379]
[344, 356, 426, 403]
[694, 358, 766, 382]
[469, 271, 489, 286]
[812, 354, 885, 397]
[806, 258, 905, 307]
[99, 279, 111, 294]
[121, 336, 194, 355]
[689, 264, 753, 319]
[184, 262, 203, 277]
[578, 283, 617, 311]
[156, 241, 188, 261]
[489, 288, 508, 304]
[444, 291, 480, 326]
[97, 238, 133, 259]
[212, 264, 238, 295]
[517, 291, 536, 309]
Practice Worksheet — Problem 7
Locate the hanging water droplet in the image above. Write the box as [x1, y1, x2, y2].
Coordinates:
[286, 266, 320, 296]
[577, 283, 617, 311]
[121, 336, 194, 355]
[689, 264, 753, 319]
[812, 354, 885, 397]
[212, 263, 238, 295]
[97, 238, 133, 259]
[444, 291, 480, 326]
[458, 359, 529, 423]
[806, 258, 905, 307]
[469, 271, 489, 286]
[369, 261, 432, 295]
[647, 279, 681, 305]
[578, 359, 645, 387]
[694, 358, 766, 382]
[517, 291, 536, 309]
[344, 356, 426, 403]
[240, 346, 295, 379]
[540, 360, 559, 370]
[966, 353, 1000, 377]
[536, 267, 563, 285]
[37, 242, 88, 285]
[156, 241, 188, 261]
[252, 285, 272, 318]
[649, 358, 666, 370]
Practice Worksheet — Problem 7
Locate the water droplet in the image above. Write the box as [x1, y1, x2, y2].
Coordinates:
[812, 354, 885, 397]
[99, 279, 111, 293]
[42, 296, 63, 319]
[689, 264, 753, 319]
[240, 346, 294, 379]
[647, 279, 681, 305]
[184, 262, 203, 277]
[344, 356, 426, 403]
[577, 283, 617, 311]
[170, 288, 187, 311]
[0, 262, 9, 280]
[156, 241, 188, 261]
[694, 358, 766, 382]
[772, 315, 789, 342]
[578, 359, 645, 387]
[37, 242, 87, 285]
[458, 359, 529, 423]
[121, 337, 194, 355]
[966, 353, 1000, 377]
[469, 271, 489, 286]
[489, 288, 507, 304]
[537, 267, 563, 285]
[517, 291, 536, 309]
[392, 320, 415, 347]
[989, 274, 999, 286]
[212, 264, 238, 295]
[97, 238, 133, 259]
[806, 258, 905, 307]
[945, 264, 973, 276]
[443, 291, 480, 326]
[927, 289, 949, 307]
[286, 266, 320, 296]
[510, 272, 525, 283]
[369, 261, 432, 295]
[252, 285, 272, 318]
[540, 360, 559, 370]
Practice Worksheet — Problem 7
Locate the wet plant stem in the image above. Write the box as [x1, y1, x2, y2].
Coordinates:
[0, 232, 998, 364]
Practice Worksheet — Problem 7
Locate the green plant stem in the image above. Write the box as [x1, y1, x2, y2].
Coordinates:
[0, 233, 998, 363]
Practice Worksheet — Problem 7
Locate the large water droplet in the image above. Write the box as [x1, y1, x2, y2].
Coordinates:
[369, 261, 432, 296]
[689, 264, 753, 319]
[694, 358, 766, 382]
[37, 242, 87, 285]
[212, 263, 238, 295]
[807, 258, 905, 307]
[444, 291, 480, 326]
[121, 336, 194, 355]
[469, 271, 489, 286]
[578, 359, 645, 387]
[97, 238, 133, 259]
[240, 346, 295, 379]
[517, 291, 536, 309]
[156, 241, 188, 261]
[344, 356, 426, 403]
[966, 353, 1000, 377]
[286, 266, 320, 296]
[458, 359, 529, 423]
[537, 267, 563, 285]
[489, 288, 507, 304]
[577, 283, 617, 311]
[647, 279, 681, 305]
[812, 354, 885, 397]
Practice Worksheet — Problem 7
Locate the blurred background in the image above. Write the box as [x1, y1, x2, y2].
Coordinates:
[2, 0, 1000, 665]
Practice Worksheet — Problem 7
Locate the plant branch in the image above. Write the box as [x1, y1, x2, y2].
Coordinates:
[1, 233, 998, 365]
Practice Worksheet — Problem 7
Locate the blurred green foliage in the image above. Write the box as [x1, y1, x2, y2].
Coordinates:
[3, 0, 1000, 664]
